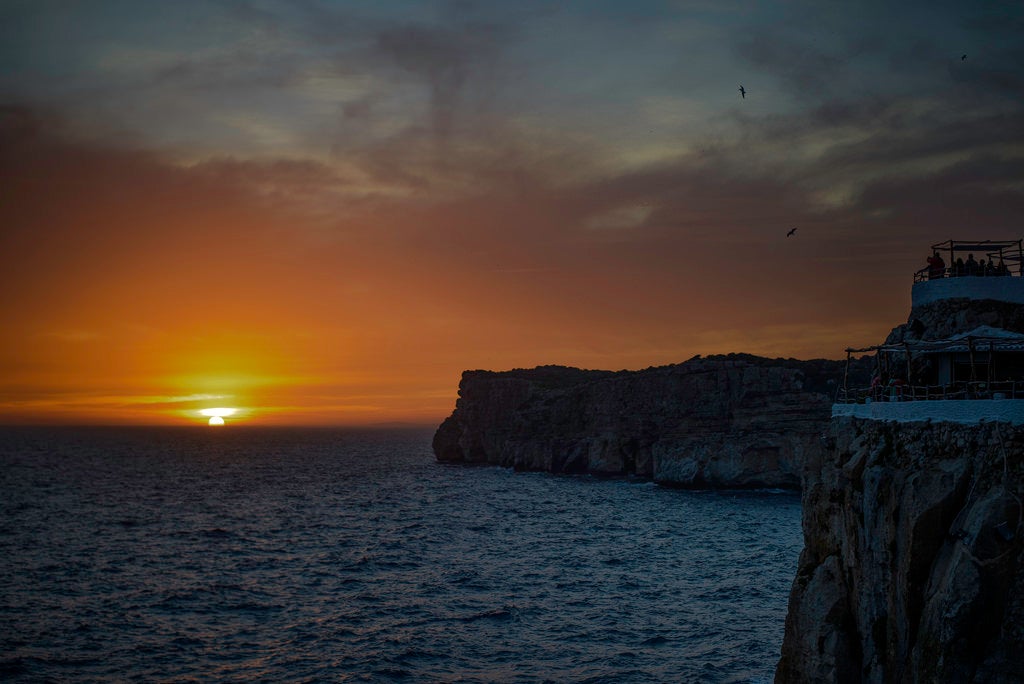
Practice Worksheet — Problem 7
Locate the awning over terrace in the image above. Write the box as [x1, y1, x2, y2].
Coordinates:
[846, 327, 1024, 355]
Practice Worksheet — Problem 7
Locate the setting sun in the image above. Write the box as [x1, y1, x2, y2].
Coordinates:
[199, 407, 237, 426]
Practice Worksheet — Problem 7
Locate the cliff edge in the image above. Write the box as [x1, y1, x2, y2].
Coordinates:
[433, 354, 866, 489]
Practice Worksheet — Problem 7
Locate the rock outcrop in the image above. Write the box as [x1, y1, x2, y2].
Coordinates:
[778, 289, 1024, 681]
[777, 418, 1024, 682]
[434, 354, 868, 489]
[888, 298, 1024, 345]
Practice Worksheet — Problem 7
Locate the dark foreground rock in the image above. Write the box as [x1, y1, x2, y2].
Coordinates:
[778, 292, 1024, 681]
[433, 354, 868, 488]
[777, 417, 1024, 683]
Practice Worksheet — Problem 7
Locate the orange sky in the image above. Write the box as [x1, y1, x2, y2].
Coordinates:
[1, 3, 1021, 426]
[0, 114, 929, 426]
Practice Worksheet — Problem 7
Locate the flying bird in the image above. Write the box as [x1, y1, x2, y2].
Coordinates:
[738, 85, 746, 99]
[787, 228, 797, 237]
[961, 54, 967, 61]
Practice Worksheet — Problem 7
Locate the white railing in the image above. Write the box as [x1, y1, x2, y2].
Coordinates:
[836, 380, 1024, 404]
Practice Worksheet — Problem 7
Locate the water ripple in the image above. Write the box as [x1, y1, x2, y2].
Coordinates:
[0, 426, 801, 682]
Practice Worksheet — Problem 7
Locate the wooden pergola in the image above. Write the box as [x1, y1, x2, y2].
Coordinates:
[929, 239, 1024, 277]
[840, 331, 1024, 400]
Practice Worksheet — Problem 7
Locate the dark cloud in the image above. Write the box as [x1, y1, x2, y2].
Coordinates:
[806, 96, 892, 128]
[855, 155, 1024, 229]
[736, 31, 858, 98]
[214, 0, 520, 141]
[947, 53, 1024, 97]
[148, 50, 301, 93]
[821, 109, 1024, 168]
[0, 5, 1021, 345]
[373, 20, 511, 139]
[0, 104, 48, 139]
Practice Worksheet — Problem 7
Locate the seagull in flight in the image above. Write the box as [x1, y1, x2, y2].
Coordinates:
[738, 85, 746, 99]
[786, 228, 797, 237]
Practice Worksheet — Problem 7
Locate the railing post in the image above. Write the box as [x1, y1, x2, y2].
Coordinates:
[904, 342, 912, 386]
[968, 337, 977, 382]
[989, 341, 994, 383]
[843, 350, 850, 399]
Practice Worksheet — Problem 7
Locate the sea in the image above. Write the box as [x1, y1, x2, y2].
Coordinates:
[0, 426, 803, 683]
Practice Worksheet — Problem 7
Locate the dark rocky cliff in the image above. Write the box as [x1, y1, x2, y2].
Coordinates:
[777, 291, 1024, 682]
[887, 298, 1024, 345]
[433, 354, 868, 488]
[777, 418, 1024, 682]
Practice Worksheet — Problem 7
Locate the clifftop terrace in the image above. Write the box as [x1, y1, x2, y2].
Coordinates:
[836, 239, 1024, 424]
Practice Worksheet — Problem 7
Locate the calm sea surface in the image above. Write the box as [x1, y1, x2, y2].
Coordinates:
[0, 427, 801, 683]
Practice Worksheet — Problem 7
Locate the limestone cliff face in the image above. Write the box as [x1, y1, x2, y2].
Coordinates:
[778, 292, 1024, 681]
[433, 355, 863, 488]
[777, 417, 1024, 682]
[887, 298, 1024, 344]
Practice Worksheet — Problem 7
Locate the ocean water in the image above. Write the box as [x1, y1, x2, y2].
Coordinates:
[0, 427, 802, 683]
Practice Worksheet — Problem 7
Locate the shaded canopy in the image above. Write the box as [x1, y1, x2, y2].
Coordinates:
[847, 327, 1024, 355]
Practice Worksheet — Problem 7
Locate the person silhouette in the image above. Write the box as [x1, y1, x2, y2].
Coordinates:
[965, 253, 979, 276]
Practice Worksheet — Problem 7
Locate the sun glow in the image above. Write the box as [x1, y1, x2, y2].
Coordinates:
[199, 407, 236, 417]
[199, 407, 238, 426]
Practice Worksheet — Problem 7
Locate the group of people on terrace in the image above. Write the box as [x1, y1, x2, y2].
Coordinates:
[924, 251, 1012, 280]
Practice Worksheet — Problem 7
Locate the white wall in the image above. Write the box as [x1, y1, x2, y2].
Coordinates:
[912, 277, 1024, 307]
[833, 399, 1024, 424]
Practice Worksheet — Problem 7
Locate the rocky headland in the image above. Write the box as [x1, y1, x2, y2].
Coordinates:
[433, 354, 869, 489]
[777, 288, 1024, 682]
[433, 273, 1024, 680]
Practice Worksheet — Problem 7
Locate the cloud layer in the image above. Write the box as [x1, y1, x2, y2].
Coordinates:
[1, 0, 1022, 424]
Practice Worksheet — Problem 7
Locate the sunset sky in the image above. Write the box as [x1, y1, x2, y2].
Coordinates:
[2, 1, 1022, 425]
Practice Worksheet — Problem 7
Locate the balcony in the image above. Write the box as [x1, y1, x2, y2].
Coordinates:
[913, 239, 1024, 306]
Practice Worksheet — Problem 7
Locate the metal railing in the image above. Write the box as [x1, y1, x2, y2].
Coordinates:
[916, 239, 1024, 282]
[913, 267, 1017, 283]
[836, 380, 1024, 404]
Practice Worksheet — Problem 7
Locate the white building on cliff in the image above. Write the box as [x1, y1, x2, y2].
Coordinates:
[834, 239, 1024, 424]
